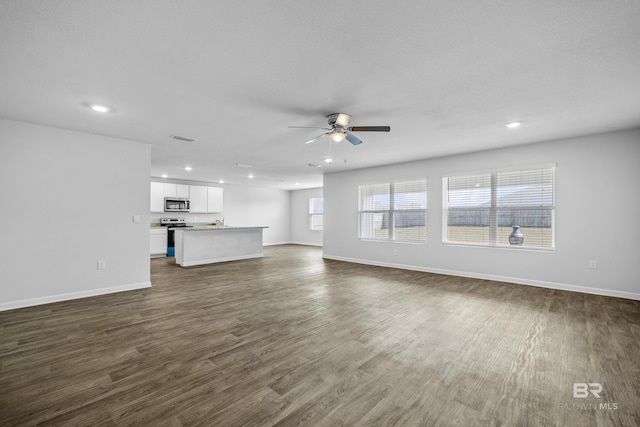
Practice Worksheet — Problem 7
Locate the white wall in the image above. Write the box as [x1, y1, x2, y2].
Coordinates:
[290, 187, 323, 246]
[0, 119, 151, 311]
[223, 184, 291, 245]
[323, 128, 640, 300]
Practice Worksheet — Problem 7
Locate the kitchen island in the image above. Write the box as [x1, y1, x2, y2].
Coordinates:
[173, 226, 268, 267]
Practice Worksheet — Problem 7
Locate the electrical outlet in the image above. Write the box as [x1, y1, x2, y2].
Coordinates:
[97, 260, 106, 270]
[393, 249, 398, 256]
[132, 215, 141, 223]
[588, 260, 597, 269]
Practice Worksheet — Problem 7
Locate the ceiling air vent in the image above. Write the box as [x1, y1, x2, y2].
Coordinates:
[170, 134, 197, 142]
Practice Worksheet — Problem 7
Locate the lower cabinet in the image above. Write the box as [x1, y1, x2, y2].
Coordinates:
[150, 228, 168, 257]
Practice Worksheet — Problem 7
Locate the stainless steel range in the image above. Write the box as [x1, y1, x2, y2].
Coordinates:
[160, 218, 192, 256]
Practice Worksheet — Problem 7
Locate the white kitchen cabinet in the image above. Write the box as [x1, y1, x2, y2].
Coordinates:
[163, 183, 177, 198]
[177, 184, 190, 198]
[150, 182, 165, 212]
[150, 183, 191, 212]
[150, 228, 168, 257]
[189, 185, 208, 212]
[151, 182, 223, 214]
[207, 187, 224, 212]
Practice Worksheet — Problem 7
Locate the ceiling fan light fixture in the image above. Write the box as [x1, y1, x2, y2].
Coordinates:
[329, 132, 346, 142]
[291, 113, 390, 146]
[335, 113, 351, 127]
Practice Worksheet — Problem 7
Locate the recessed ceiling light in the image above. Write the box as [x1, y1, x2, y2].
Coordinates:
[90, 104, 110, 113]
[306, 163, 322, 168]
[219, 180, 224, 184]
[324, 158, 333, 164]
[161, 174, 168, 178]
[234, 163, 253, 168]
[184, 166, 192, 171]
[295, 182, 300, 186]
[505, 121, 521, 128]
[248, 174, 254, 179]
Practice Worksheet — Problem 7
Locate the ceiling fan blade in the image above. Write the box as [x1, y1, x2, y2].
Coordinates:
[305, 133, 330, 144]
[345, 132, 363, 146]
[349, 126, 390, 132]
[289, 126, 332, 130]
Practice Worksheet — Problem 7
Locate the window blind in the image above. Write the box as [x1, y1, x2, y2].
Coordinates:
[359, 179, 427, 242]
[495, 168, 554, 247]
[443, 166, 554, 248]
[444, 173, 491, 244]
[309, 197, 324, 231]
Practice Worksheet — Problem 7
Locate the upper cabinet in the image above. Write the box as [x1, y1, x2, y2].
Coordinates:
[151, 183, 184, 212]
[189, 185, 208, 213]
[161, 183, 189, 199]
[150, 182, 223, 213]
[177, 184, 190, 198]
[150, 182, 165, 212]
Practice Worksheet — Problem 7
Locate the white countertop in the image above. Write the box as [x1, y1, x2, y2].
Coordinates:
[177, 225, 268, 231]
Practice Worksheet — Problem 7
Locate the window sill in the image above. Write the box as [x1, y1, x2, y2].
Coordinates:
[359, 238, 427, 245]
[442, 242, 555, 252]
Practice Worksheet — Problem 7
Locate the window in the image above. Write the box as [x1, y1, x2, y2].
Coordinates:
[443, 165, 555, 249]
[359, 179, 427, 242]
[309, 197, 323, 231]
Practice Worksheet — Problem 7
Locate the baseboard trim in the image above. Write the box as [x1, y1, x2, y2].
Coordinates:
[264, 242, 323, 247]
[178, 254, 263, 267]
[0, 281, 152, 312]
[288, 241, 323, 247]
[322, 255, 640, 301]
[264, 241, 292, 246]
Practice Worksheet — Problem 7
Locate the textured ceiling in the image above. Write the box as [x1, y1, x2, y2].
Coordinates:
[1, 1, 639, 189]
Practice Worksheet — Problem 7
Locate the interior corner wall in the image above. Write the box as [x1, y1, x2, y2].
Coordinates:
[290, 187, 323, 246]
[322, 128, 640, 300]
[0, 118, 151, 311]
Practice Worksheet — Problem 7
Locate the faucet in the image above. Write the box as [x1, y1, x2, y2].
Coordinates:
[215, 217, 225, 226]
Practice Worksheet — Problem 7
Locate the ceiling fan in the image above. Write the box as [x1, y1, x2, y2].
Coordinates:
[289, 113, 390, 145]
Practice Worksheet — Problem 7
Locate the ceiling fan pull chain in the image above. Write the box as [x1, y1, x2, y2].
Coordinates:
[344, 139, 348, 163]
[329, 137, 333, 161]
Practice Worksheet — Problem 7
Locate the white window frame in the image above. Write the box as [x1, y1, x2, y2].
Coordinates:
[358, 178, 427, 243]
[309, 197, 323, 231]
[442, 164, 555, 250]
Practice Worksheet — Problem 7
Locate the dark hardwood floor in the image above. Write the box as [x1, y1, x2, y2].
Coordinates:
[1, 244, 639, 426]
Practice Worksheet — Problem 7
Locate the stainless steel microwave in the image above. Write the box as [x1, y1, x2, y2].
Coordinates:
[164, 197, 190, 212]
